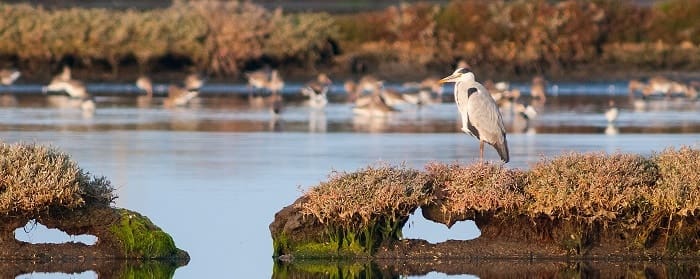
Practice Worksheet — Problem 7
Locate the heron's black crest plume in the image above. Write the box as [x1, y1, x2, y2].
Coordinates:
[456, 67, 472, 74]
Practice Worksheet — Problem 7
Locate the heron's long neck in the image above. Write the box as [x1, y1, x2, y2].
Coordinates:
[455, 80, 477, 96]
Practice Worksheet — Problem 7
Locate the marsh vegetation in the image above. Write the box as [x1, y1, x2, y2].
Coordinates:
[2, 0, 700, 80]
[272, 146, 700, 259]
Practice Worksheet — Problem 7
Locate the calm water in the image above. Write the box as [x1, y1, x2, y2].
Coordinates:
[1, 87, 699, 278]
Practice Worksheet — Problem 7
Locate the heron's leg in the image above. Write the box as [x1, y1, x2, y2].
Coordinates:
[479, 141, 484, 161]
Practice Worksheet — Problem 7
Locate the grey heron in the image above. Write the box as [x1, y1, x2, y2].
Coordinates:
[439, 68, 509, 163]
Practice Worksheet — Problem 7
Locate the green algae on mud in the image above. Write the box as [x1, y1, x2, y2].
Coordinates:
[109, 209, 183, 259]
[270, 147, 700, 260]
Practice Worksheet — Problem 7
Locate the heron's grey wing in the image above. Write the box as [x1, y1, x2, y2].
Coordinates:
[467, 84, 507, 141]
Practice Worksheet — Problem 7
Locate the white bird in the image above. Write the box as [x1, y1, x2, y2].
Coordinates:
[605, 100, 619, 123]
[135, 76, 154, 107]
[163, 74, 204, 108]
[439, 68, 509, 163]
[43, 78, 95, 114]
[0, 68, 20, 85]
[301, 73, 332, 108]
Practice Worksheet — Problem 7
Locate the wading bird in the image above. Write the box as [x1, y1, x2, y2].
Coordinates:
[0, 68, 21, 106]
[0, 68, 20, 85]
[135, 76, 154, 107]
[605, 100, 618, 123]
[164, 74, 204, 108]
[43, 78, 95, 115]
[301, 73, 332, 108]
[439, 68, 509, 163]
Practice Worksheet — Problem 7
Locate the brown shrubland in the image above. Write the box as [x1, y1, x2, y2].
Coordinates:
[297, 147, 700, 238]
[651, 147, 700, 216]
[0, 142, 115, 216]
[297, 165, 431, 232]
[425, 162, 527, 216]
[2, 1, 700, 79]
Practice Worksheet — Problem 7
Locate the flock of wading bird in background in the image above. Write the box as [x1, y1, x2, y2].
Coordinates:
[0, 59, 698, 136]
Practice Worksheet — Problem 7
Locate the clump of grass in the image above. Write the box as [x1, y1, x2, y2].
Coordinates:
[425, 162, 527, 219]
[298, 164, 431, 231]
[0, 142, 115, 216]
[297, 164, 431, 251]
[526, 152, 658, 223]
[651, 146, 700, 216]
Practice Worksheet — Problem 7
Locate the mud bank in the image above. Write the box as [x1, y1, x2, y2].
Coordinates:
[271, 147, 700, 260]
[0, 206, 189, 261]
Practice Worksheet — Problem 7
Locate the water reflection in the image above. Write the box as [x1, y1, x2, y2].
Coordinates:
[0, 95, 697, 134]
[273, 260, 700, 278]
[5, 260, 184, 279]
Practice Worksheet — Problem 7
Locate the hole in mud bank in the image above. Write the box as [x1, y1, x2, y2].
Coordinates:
[405, 271, 479, 278]
[16, 270, 97, 279]
[14, 220, 97, 245]
[402, 208, 480, 244]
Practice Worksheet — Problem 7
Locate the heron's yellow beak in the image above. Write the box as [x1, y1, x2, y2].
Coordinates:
[438, 73, 461, 84]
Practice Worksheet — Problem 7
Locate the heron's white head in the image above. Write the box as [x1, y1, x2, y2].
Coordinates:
[438, 68, 475, 84]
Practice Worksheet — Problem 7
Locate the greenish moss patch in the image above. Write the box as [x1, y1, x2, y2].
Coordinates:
[109, 209, 178, 259]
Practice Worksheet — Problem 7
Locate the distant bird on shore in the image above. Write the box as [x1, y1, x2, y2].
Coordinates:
[301, 73, 332, 108]
[164, 74, 204, 108]
[358, 75, 382, 94]
[184, 73, 205, 91]
[0, 68, 20, 106]
[246, 68, 284, 97]
[531, 75, 547, 102]
[0, 68, 20, 85]
[43, 77, 95, 115]
[605, 100, 618, 123]
[245, 69, 269, 95]
[352, 94, 396, 117]
[135, 76, 154, 107]
[52, 65, 72, 83]
[266, 70, 284, 95]
[439, 67, 509, 163]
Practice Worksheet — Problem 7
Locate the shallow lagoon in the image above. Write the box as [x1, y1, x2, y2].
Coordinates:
[0, 88, 698, 278]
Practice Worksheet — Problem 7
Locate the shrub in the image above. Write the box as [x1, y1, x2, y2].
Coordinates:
[0, 142, 115, 216]
[264, 10, 338, 66]
[297, 164, 431, 231]
[425, 162, 527, 215]
[526, 152, 658, 223]
[651, 146, 700, 216]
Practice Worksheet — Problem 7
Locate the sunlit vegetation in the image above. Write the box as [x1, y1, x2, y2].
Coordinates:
[0, 142, 115, 216]
[1, 0, 700, 78]
[279, 147, 700, 257]
[297, 165, 431, 253]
